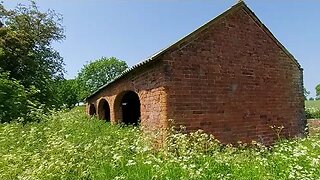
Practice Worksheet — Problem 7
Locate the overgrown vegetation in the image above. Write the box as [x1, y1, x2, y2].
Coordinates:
[0, 107, 319, 180]
[0, 72, 43, 123]
[0, 2, 319, 178]
[306, 107, 320, 119]
[0, 1, 65, 108]
[0, 2, 127, 123]
[0, 1, 66, 123]
[305, 100, 320, 119]
[306, 100, 320, 109]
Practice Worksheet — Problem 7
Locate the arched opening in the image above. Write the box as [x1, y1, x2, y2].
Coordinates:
[89, 104, 96, 116]
[117, 91, 141, 125]
[98, 98, 111, 121]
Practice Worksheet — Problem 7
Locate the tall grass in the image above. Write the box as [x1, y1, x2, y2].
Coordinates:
[305, 100, 320, 109]
[0, 107, 320, 179]
[305, 100, 320, 119]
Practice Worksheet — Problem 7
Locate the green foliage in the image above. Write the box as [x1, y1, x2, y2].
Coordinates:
[56, 79, 80, 108]
[77, 57, 128, 100]
[0, 72, 41, 123]
[316, 84, 320, 100]
[0, 1, 65, 109]
[306, 108, 320, 119]
[305, 100, 320, 109]
[0, 108, 320, 179]
[305, 100, 320, 119]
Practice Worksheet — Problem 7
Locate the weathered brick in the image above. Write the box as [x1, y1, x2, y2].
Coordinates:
[85, 2, 306, 145]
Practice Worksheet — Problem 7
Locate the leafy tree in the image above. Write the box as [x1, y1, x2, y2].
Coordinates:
[0, 72, 40, 123]
[56, 79, 79, 109]
[77, 57, 128, 100]
[0, 1, 65, 109]
[316, 84, 320, 100]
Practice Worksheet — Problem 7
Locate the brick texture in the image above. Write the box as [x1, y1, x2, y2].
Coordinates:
[86, 3, 306, 145]
[86, 60, 168, 131]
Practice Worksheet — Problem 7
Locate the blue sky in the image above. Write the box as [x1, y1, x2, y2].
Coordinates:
[3, 0, 320, 97]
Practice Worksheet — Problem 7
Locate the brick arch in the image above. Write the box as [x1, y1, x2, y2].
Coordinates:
[88, 103, 96, 116]
[97, 98, 111, 122]
[114, 90, 141, 125]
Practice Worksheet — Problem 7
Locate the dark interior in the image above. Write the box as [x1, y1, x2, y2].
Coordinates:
[121, 91, 141, 125]
[101, 100, 110, 121]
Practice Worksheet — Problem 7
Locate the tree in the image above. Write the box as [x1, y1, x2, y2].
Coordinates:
[56, 79, 80, 108]
[0, 72, 40, 123]
[0, 1, 65, 109]
[316, 84, 320, 100]
[77, 57, 128, 100]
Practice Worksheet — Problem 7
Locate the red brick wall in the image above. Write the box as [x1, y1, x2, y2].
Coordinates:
[86, 60, 168, 131]
[162, 7, 306, 145]
[86, 5, 306, 145]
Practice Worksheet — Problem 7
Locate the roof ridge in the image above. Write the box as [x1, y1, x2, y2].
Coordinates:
[240, 3, 301, 69]
[144, 1, 245, 62]
[85, 1, 301, 101]
[85, 2, 244, 101]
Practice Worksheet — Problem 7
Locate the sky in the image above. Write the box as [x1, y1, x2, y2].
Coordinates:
[3, 0, 320, 97]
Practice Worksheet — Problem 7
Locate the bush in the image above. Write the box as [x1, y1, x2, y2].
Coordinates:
[56, 79, 80, 109]
[0, 108, 320, 179]
[0, 72, 41, 123]
[306, 107, 320, 119]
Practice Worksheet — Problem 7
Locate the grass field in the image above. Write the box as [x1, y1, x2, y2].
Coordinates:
[0, 107, 320, 179]
[305, 100, 320, 119]
[305, 100, 320, 109]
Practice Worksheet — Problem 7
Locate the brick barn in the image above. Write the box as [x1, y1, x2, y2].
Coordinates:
[85, 1, 306, 144]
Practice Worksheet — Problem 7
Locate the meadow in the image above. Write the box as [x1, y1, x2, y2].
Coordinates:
[305, 100, 320, 119]
[305, 100, 320, 109]
[0, 107, 320, 180]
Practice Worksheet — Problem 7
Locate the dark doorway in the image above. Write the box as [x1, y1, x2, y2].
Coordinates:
[98, 99, 110, 122]
[121, 91, 141, 125]
[89, 104, 96, 116]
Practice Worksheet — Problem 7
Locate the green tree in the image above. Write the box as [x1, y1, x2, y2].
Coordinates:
[0, 1, 65, 109]
[0, 72, 40, 123]
[316, 84, 320, 100]
[77, 57, 128, 100]
[56, 79, 80, 109]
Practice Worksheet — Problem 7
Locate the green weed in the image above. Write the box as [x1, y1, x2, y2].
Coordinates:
[0, 107, 320, 179]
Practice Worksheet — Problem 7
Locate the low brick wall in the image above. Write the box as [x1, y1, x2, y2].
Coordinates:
[308, 119, 320, 135]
